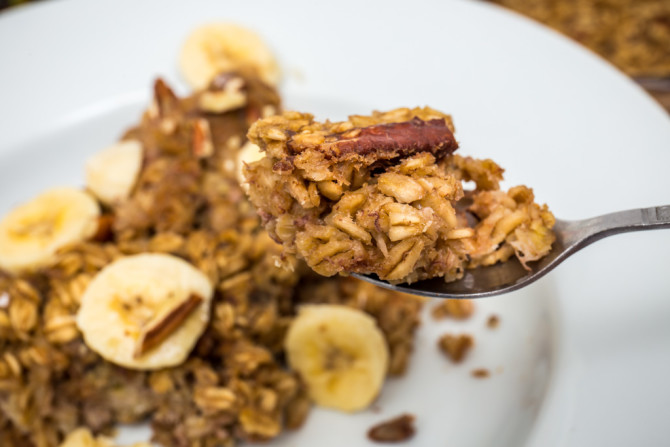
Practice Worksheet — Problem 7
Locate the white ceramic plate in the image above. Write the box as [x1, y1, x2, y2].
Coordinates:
[1, 1, 669, 446]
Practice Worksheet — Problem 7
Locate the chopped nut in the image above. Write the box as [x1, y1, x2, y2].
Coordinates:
[487, 314, 500, 329]
[192, 118, 214, 158]
[471, 368, 490, 379]
[92, 214, 115, 242]
[438, 333, 474, 363]
[134, 294, 203, 358]
[368, 413, 416, 443]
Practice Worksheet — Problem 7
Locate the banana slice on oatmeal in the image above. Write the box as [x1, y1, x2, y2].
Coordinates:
[76, 253, 213, 370]
[0, 187, 100, 273]
[179, 22, 280, 89]
[85, 139, 143, 205]
[284, 304, 389, 412]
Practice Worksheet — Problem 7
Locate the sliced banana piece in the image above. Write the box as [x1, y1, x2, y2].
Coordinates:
[76, 253, 213, 370]
[285, 304, 389, 412]
[179, 22, 280, 89]
[237, 141, 265, 190]
[85, 139, 143, 205]
[0, 187, 100, 273]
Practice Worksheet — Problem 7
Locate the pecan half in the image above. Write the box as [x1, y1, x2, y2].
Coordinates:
[134, 293, 203, 358]
[291, 118, 458, 160]
[368, 413, 416, 443]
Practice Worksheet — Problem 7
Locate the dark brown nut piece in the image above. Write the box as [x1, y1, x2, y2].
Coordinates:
[487, 314, 500, 329]
[92, 214, 115, 242]
[431, 299, 475, 320]
[134, 294, 204, 358]
[438, 333, 474, 363]
[471, 368, 490, 379]
[368, 413, 416, 443]
[192, 118, 214, 158]
[291, 117, 458, 160]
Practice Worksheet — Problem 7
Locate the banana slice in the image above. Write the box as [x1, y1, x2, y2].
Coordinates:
[284, 304, 389, 412]
[85, 139, 143, 205]
[179, 22, 280, 89]
[76, 253, 213, 370]
[0, 187, 100, 273]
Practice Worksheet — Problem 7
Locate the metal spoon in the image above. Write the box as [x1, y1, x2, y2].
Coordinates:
[353, 205, 670, 299]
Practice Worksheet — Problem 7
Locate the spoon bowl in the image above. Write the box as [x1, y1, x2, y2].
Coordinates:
[353, 205, 670, 299]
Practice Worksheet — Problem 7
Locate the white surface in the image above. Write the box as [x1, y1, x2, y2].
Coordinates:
[1, 0, 669, 445]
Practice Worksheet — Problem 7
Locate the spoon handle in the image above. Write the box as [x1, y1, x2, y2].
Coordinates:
[559, 205, 670, 249]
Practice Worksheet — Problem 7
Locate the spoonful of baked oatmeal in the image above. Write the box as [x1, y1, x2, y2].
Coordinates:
[242, 107, 669, 298]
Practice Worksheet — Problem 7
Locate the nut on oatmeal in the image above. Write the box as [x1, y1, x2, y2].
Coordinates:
[367, 413, 416, 443]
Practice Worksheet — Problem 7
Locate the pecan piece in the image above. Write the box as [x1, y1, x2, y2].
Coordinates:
[437, 333, 474, 363]
[153, 78, 179, 117]
[471, 368, 490, 379]
[192, 118, 214, 158]
[368, 413, 416, 443]
[134, 293, 203, 358]
[301, 117, 458, 160]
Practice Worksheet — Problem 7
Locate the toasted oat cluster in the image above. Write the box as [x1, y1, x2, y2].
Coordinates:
[245, 109, 556, 284]
[0, 74, 423, 447]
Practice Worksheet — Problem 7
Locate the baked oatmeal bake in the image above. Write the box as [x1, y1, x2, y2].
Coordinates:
[0, 29, 424, 445]
[244, 109, 556, 284]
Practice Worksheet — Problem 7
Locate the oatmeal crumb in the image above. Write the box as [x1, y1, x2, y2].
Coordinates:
[471, 368, 490, 379]
[432, 299, 475, 320]
[368, 413, 416, 443]
[487, 314, 500, 329]
[437, 333, 474, 363]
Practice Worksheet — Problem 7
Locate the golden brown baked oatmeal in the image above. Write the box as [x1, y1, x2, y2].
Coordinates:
[0, 74, 424, 447]
[367, 413, 416, 443]
[432, 299, 475, 320]
[489, 0, 670, 78]
[245, 108, 556, 284]
[438, 333, 475, 363]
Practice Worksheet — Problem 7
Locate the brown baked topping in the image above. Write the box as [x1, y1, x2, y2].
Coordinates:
[367, 413, 416, 443]
[487, 314, 500, 329]
[432, 299, 475, 320]
[438, 333, 474, 363]
[245, 107, 555, 284]
[471, 368, 490, 379]
[134, 294, 203, 358]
